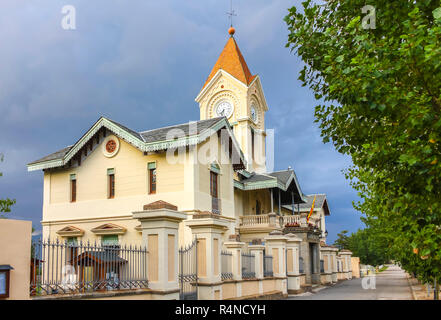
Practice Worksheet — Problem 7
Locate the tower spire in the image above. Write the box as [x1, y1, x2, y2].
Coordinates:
[226, 0, 236, 36]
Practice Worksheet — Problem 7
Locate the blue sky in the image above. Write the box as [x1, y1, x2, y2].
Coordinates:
[0, 0, 364, 243]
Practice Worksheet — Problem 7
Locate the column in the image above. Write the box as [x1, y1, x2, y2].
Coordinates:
[264, 230, 288, 295]
[132, 200, 186, 299]
[225, 240, 246, 298]
[186, 216, 229, 300]
[249, 244, 265, 295]
[285, 233, 302, 293]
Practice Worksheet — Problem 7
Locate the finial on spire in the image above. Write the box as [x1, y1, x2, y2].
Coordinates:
[226, 0, 237, 36]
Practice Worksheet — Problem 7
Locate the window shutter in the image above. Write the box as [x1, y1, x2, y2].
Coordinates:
[70, 174, 76, 180]
[107, 168, 115, 175]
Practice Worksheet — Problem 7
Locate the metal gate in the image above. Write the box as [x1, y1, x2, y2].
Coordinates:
[178, 238, 198, 300]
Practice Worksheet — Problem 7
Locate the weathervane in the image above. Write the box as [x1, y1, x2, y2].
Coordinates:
[226, 0, 237, 35]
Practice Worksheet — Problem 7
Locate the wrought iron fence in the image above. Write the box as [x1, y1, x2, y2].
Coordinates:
[299, 257, 304, 274]
[320, 259, 324, 273]
[179, 239, 198, 300]
[221, 251, 233, 280]
[241, 252, 255, 279]
[263, 254, 273, 277]
[30, 238, 148, 296]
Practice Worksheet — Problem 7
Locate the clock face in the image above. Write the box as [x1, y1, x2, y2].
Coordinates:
[215, 100, 234, 118]
[250, 104, 258, 123]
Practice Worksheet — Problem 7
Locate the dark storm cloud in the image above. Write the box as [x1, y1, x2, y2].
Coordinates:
[0, 0, 364, 243]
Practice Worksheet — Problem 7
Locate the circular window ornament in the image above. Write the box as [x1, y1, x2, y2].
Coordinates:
[102, 135, 120, 158]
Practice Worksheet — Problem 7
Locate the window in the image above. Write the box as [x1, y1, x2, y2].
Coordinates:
[251, 129, 255, 161]
[0, 265, 13, 299]
[102, 235, 119, 247]
[148, 162, 156, 194]
[70, 174, 76, 202]
[107, 169, 115, 199]
[210, 171, 218, 198]
[66, 237, 78, 261]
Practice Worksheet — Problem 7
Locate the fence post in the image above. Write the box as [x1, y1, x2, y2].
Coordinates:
[225, 240, 245, 298]
[285, 233, 302, 293]
[186, 214, 228, 300]
[264, 230, 288, 296]
[249, 244, 265, 295]
[132, 200, 186, 299]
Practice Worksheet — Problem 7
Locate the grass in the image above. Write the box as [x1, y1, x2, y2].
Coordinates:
[377, 265, 388, 273]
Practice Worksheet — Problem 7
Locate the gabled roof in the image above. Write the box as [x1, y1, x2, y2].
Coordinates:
[27, 116, 246, 172]
[234, 169, 306, 203]
[201, 36, 256, 90]
[287, 194, 330, 216]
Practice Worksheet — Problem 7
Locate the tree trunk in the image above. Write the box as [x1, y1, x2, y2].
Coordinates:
[435, 278, 439, 300]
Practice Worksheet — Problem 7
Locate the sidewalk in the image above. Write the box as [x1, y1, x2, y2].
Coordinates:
[406, 274, 438, 300]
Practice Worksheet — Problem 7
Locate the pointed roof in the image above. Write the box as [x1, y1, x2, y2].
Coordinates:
[202, 36, 256, 90]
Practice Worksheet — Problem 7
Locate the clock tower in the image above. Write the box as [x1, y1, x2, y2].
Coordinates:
[195, 28, 268, 173]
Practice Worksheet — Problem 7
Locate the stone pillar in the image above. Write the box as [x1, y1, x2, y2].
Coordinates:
[330, 247, 338, 283]
[285, 233, 302, 293]
[319, 246, 334, 285]
[225, 240, 245, 298]
[300, 212, 308, 228]
[249, 244, 265, 296]
[132, 200, 186, 299]
[338, 250, 353, 280]
[264, 230, 288, 295]
[186, 215, 229, 300]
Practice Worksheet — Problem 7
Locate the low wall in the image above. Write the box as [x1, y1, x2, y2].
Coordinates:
[221, 277, 284, 300]
[32, 289, 179, 300]
[351, 257, 360, 278]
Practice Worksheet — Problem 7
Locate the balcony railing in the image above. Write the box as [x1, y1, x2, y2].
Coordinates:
[282, 215, 300, 225]
[240, 214, 270, 226]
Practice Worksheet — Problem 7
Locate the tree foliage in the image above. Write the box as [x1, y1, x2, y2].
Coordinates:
[0, 153, 16, 217]
[333, 230, 350, 250]
[285, 0, 441, 286]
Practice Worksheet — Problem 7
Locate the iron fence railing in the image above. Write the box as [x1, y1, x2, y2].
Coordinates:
[221, 251, 233, 280]
[299, 257, 304, 274]
[241, 252, 255, 279]
[263, 255, 273, 277]
[320, 259, 324, 273]
[179, 239, 198, 300]
[30, 238, 148, 296]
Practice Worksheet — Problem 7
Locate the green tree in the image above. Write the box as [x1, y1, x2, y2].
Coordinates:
[333, 230, 350, 250]
[285, 0, 441, 298]
[0, 153, 15, 217]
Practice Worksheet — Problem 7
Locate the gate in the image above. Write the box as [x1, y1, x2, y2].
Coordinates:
[178, 238, 198, 300]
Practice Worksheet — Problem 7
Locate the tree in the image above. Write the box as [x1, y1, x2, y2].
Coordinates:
[333, 230, 350, 250]
[0, 153, 16, 217]
[285, 0, 441, 298]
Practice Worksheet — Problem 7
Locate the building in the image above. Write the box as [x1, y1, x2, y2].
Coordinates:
[27, 27, 346, 296]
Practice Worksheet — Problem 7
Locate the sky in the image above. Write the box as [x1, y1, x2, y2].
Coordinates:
[0, 0, 365, 243]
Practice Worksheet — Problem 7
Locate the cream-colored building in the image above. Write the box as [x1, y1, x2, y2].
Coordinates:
[27, 31, 309, 249]
[27, 30, 349, 299]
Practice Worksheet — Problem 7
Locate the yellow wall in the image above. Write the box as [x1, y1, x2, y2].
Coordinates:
[0, 219, 32, 300]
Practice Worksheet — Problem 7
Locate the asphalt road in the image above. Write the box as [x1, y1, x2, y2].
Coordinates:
[287, 265, 413, 300]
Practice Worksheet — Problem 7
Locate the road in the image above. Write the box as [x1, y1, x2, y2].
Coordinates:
[287, 265, 413, 300]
